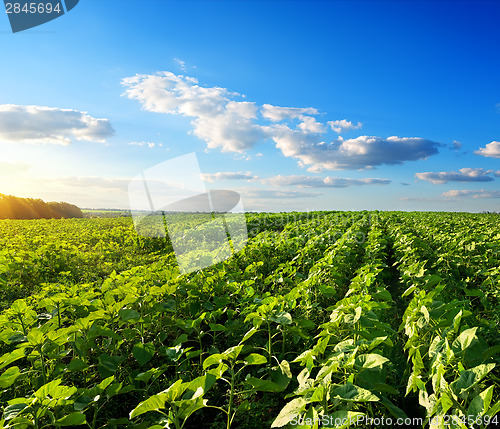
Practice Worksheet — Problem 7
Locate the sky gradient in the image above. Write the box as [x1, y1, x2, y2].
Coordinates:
[1, 0, 499, 212]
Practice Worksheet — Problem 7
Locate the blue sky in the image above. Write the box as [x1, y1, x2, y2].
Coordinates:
[0, 0, 499, 212]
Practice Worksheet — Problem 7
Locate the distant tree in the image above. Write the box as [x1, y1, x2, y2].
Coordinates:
[0, 194, 84, 219]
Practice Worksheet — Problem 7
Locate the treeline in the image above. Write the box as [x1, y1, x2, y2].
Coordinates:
[0, 194, 83, 219]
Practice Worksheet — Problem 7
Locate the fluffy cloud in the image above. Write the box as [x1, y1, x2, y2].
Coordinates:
[0, 104, 114, 145]
[328, 119, 362, 134]
[261, 104, 319, 122]
[261, 174, 390, 188]
[123, 73, 265, 152]
[201, 171, 257, 182]
[415, 168, 497, 184]
[271, 130, 439, 171]
[442, 189, 500, 199]
[474, 141, 500, 158]
[122, 72, 440, 170]
[192, 101, 267, 152]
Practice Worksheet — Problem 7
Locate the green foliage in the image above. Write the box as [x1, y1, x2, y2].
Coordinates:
[0, 211, 499, 428]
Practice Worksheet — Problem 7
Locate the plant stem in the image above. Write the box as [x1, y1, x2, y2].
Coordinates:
[227, 367, 236, 429]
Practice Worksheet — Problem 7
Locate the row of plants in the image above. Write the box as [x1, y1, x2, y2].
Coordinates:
[389, 215, 500, 428]
[0, 212, 365, 427]
[0, 211, 499, 427]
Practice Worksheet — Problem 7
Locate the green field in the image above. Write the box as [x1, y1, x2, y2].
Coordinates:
[0, 212, 499, 428]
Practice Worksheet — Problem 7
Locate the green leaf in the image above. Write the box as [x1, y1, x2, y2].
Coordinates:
[468, 385, 494, 419]
[209, 323, 227, 332]
[130, 393, 167, 419]
[244, 353, 267, 366]
[67, 359, 89, 372]
[55, 412, 87, 426]
[333, 382, 379, 402]
[174, 395, 207, 420]
[236, 400, 250, 413]
[402, 285, 417, 297]
[240, 327, 258, 344]
[3, 403, 28, 420]
[159, 344, 183, 362]
[246, 377, 285, 392]
[482, 344, 500, 361]
[8, 333, 27, 344]
[272, 360, 292, 390]
[353, 306, 362, 323]
[203, 353, 223, 369]
[421, 305, 430, 325]
[222, 345, 243, 361]
[183, 374, 216, 400]
[27, 328, 45, 346]
[0, 366, 21, 388]
[355, 353, 390, 370]
[35, 379, 77, 400]
[452, 327, 478, 353]
[380, 397, 407, 420]
[74, 395, 95, 412]
[118, 308, 140, 322]
[35, 379, 61, 400]
[0, 348, 25, 370]
[87, 324, 122, 341]
[98, 354, 122, 378]
[105, 382, 124, 398]
[133, 343, 155, 366]
[206, 362, 229, 378]
[271, 397, 308, 427]
[451, 363, 496, 395]
[270, 311, 293, 326]
[164, 379, 188, 402]
[98, 375, 115, 391]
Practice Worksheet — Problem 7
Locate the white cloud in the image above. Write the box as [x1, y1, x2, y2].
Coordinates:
[174, 58, 187, 71]
[298, 116, 327, 134]
[201, 171, 257, 182]
[442, 189, 500, 199]
[0, 104, 114, 145]
[474, 141, 500, 158]
[122, 71, 440, 170]
[415, 168, 497, 184]
[261, 104, 319, 122]
[122, 73, 264, 152]
[261, 174, 390, 188]
[192, 101, 267, 152]
[122, 72, 230, 116]
[128, 141, 163, 148]
[328, 119, 362, 134]
[400, 196, 443, 202]
[270, 130, 440, 171]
